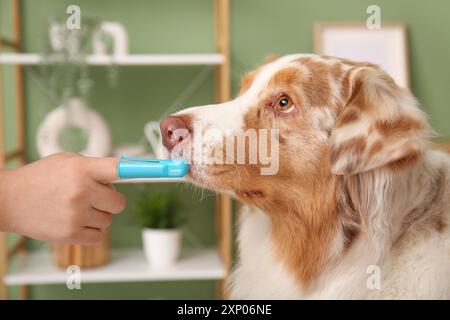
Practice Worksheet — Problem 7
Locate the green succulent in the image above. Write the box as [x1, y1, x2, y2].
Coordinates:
[132, 191, 185, 229]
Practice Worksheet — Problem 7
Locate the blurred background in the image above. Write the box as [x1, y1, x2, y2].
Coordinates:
[1, 0, 449, 299]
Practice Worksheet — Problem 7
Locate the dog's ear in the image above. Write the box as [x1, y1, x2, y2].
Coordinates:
[329, 65, 429, 175]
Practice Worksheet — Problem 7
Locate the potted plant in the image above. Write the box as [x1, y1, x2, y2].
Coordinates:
[133, 190, 185, 268]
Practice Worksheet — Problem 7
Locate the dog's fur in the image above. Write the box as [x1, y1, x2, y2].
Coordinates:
[168, 54, 450, 299]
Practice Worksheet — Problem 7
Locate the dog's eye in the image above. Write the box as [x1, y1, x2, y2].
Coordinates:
[275, 95, 295, 113]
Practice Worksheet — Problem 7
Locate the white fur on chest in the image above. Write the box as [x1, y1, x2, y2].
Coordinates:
[229, 204, 450, 300]
[228, 206, 303, 299]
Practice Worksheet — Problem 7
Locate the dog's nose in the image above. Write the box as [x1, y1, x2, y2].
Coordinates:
[160, 116, 190, 151]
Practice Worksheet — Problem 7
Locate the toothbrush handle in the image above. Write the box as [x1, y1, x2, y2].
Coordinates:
[117, 158, 189, 179]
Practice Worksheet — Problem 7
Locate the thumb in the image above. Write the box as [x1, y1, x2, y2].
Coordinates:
[85, 157, 119, 183]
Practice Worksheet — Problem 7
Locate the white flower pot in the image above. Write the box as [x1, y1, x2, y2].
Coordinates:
[142, 228, 181, 268]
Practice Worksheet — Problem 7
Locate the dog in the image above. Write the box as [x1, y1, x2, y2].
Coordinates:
[160, 54, 450, 299]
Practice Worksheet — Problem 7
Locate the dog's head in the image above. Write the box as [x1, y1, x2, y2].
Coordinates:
[160, 54, 429, 209]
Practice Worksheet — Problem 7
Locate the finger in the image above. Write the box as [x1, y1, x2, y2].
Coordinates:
[89, 183, 126, 214]
[85, 208, 113, 229]
[77, 227, 104, 245]
[85, 157, 119, 183]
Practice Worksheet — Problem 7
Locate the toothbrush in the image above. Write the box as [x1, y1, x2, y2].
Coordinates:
[117, 157, 189, 179]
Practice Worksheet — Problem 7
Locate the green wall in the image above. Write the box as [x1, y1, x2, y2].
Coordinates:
[1, 0, 450, 299]
[1, 0, 18, 157]
[230, 0, 450, 137]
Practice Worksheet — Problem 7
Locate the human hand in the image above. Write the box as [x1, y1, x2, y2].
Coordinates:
[0, 152, 126, 244]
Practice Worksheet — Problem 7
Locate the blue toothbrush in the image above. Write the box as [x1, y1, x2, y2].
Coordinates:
[117, 157, 189, 179]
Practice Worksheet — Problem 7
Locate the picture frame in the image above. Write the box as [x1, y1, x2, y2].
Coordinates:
[314, 22, 410, 87]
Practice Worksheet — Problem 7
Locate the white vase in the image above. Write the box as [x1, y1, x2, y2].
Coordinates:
[142, 228, 181, 268]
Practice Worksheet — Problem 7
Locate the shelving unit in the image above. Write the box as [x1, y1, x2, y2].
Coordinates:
[0, 53, 225, 66]
[0, 0, 232, 300]
[5, 248, 225, 285]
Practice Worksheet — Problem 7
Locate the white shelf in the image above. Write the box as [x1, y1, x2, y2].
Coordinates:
[113, 177, 188, 184]
[5, 248, 225, 285]
[0, 53, 225, 66]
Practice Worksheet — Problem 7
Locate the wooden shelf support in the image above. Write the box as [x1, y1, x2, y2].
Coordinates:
[0, 0, 28, 300]
[213, 0, 232, 299]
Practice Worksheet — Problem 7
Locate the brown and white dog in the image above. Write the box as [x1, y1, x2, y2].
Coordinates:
[160, 54, 450, 299]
